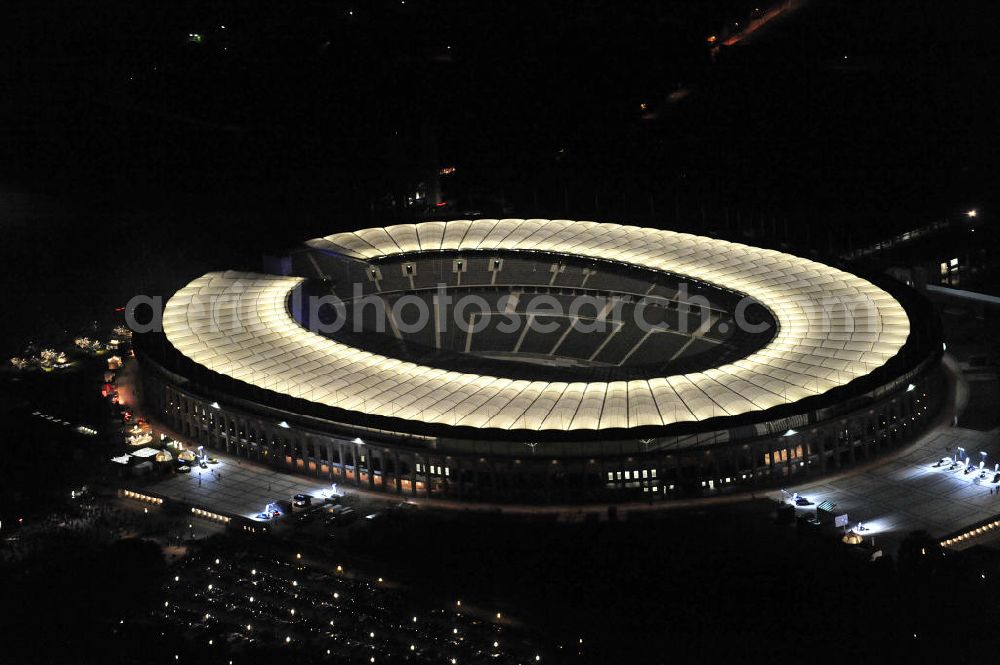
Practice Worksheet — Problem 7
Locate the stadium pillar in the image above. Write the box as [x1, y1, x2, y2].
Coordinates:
[442, 457, 451, 497]
[422, 454, 431, 497]
[351, 444, 361, 487]
[708, 451, 721, 487]
[367, 447, 376, 490]
[409, 455, 418, 496]
[766, 441, 777, 482]
[394, 451, 403, 495]
[378, 448, 390, 492]
[835, 426, 846, 469]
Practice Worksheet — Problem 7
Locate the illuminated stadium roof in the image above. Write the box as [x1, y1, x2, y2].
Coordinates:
[162, 220, 910, 432]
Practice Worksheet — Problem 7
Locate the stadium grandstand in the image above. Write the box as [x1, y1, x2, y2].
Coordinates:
[135, 219, 944, 503]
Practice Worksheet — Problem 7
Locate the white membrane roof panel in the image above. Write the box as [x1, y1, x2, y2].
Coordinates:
[162, 220, 911, 432]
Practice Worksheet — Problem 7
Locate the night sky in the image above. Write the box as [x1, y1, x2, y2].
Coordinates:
[1, 0, 997, 349]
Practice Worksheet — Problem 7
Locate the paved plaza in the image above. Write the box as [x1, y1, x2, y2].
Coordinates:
[149, 455, 342, 521]
[142, 425, 1000, 553]
[779, 426, 1000, 551]
[141, 421, 1000, 550]
[129, 349, 1000, 552]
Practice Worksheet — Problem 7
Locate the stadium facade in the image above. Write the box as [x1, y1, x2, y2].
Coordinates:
[136, 220, 944, 503]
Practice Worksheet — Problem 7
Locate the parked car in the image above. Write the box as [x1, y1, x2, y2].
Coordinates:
[325, 505, 356, 526]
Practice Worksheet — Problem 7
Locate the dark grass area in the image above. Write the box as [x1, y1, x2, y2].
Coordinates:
[336, 505, 1000, 664]
[9, 502, 1000, 664]
[939, 302, 1000, 430]
[957, 376, 1000, 431]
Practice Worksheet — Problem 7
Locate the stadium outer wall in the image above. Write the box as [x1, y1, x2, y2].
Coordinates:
[135, 325, 945, 505]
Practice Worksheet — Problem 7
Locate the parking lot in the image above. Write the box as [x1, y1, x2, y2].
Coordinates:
[155, 544, 542, 663]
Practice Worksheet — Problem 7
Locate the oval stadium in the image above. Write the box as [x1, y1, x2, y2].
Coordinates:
[135, 219, 944, 503]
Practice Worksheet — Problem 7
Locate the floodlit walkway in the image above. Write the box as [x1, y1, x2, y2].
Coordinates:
[773, 353, 999, 553]
[150, 456, 338, 520]
[123, 351, 983, 550]
[774, 427, 1000, 553]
